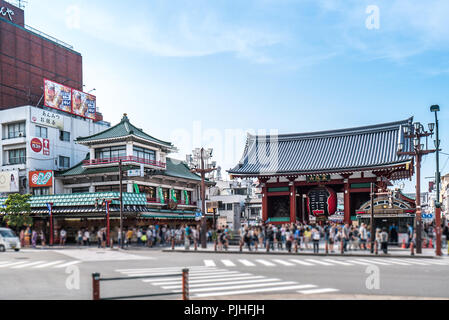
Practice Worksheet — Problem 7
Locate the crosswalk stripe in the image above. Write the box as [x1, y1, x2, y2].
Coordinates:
[397, 259, 432, 266]
[298, 288, 339, 295]
[33, 260, 66, 268]
[346, 260, 372, 266]
[410, 259, 449, 265]
[222, 260, 236, 267]
[255, 259, 276, 266]
[289, 259, 314, 266]
[123, 270, 218, 277]
[305, 259, 334, 266]
[150, 275, 264, 286]
[11, 261, 46, 269]
[355, 258, 391, 266]
[52, 261, 81, 268]
[322, 259, 354, 266]
[0, 261, 12, 265]
[184, 281, 298, 293]
[204, 260, 216, 267]
[116, 266, 214, 272]
[238, 259, 256, 267]
[0, 261, 30, 268]
[161, 278, 280, 290]
[373, 259, 410, 266]
[272, 259, 295, 266]
[194, 284, 317, 298]
[142, 273, 253, 283]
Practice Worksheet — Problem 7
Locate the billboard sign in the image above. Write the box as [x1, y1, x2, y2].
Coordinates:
[29, 171, 53, 188]
[43, 79, 72, 113]
[0, 171, 19, 193]
[72, 89, 96, 120]
[31, 108, 64, 130]
[30, 137, 50, 157]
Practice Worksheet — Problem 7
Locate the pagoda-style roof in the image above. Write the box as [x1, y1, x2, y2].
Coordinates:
[58, 157, 203, 182]
[76, 114, 175, 150]
[229, 118, 414, 178]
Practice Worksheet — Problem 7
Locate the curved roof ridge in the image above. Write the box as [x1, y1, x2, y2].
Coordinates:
[247, 117, 413, 141]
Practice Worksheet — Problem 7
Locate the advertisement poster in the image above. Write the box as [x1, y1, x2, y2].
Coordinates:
[31, 108, 64, 130]
[72, 89, 96, 119]
[0, 171, 19, 193]
[43, 79, 72, 113]
[30, 137, 50, 157]
[29, 171, 53, 188]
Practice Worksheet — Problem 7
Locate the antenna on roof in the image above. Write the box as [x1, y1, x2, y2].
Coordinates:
[7, 0, 28, 9]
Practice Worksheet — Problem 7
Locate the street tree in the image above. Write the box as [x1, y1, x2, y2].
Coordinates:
[1, 193, 32, 229]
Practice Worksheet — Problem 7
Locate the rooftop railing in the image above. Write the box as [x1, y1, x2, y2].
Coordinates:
[25, 25, 74, 50]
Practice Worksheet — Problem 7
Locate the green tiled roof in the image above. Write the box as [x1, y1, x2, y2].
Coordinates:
[58, 157, 202, 182]
[76, 114, 173, 147]
[0, 192, 148, 208]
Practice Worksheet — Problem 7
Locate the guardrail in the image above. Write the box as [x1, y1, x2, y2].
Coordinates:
[92, 269, 189, 300]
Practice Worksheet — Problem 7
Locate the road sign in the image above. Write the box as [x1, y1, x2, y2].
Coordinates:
[195, 211, 202, 221]
[127, 169, 141, 177]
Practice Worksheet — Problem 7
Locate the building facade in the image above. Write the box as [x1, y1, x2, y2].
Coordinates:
[0, 105, 109, 195]
[229, 118, 416, 228]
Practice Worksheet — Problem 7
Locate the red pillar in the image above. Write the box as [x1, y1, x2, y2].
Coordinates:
[289, 183, 296, 223]
[262, 185, 268, 223]
[344, 180, 351, 224]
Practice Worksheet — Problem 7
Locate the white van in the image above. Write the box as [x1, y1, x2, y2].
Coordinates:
[0, 228, 21, 252]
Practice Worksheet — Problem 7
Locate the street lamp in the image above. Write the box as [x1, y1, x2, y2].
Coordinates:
[398, 118, 437, 254]
[430, 104, 442, 256]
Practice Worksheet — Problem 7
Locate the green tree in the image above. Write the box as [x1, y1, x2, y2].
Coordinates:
[1, 194, 32, 229]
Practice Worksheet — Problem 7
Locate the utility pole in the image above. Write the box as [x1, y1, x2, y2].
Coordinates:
[398, 120, 436, 254]
[119, 159, 124, 249]
[431, 105, 442, 256]
[190, 148, 216, 249]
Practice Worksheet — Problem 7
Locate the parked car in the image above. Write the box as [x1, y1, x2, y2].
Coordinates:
[0, 228, 21, 252]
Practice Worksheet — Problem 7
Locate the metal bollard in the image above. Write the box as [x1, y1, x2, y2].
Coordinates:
[325, 241, 329, 254]
[410, 241, 415, 256]
[375, 241, 378, 255]
[182, 268, 189, 300]
[171, 238, 175, 250]
[92, 273, 100, 300]
[340, 240, 344, 255]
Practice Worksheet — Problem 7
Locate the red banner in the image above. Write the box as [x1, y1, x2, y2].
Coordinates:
[29, 170, 53, 188]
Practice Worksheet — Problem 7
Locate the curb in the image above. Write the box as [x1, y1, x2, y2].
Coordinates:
[161, 249, 443, 259]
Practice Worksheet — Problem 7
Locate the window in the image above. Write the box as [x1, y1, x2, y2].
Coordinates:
[7, 122, 25, 139]
[35, 125, 48, 139]
[133, 146, 156, 162]
[32, 187, 50, 196]
[226, 203, 233, 211]
[8, 149, 26, 164]
[59, 156, 70, 168]
[72, 187, 89, 193]
[60, 131, 70, 142]
[95, 146, 126, 159]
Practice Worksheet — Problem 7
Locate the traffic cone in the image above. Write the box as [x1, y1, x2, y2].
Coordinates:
[428, 238, 433, 248]
[401, 239, 406, 249]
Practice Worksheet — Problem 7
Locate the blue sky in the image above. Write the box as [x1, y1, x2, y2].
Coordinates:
[24, 0, 449, 192]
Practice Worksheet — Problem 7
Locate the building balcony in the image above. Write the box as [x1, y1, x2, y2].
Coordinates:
[146, 197, 197, 207]
[82, 156, 166, 169]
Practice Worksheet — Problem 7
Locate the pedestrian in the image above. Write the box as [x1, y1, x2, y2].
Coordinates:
[184, 225, 191, 250]
[359, 223, 367, 250]
[19, 228, 25, 248]
[286, 228, 293, 253]
[146, 228, 153, 247]
[381, 227, 389, 254]
[406, 223, 413, 248]
[96, 229, 102, 248]
[83, 229, 90, 246]
[126, 229, 133, 247]
[77, 230, 83, 246]
[141, 230, 148, 247]
[102, 228, 107, 248]
[304, 227, 311, 250]
[39, 230, 46, 247]
[25, 227, 31, 247]
[342, 223, 350, 252]
[253, 227, 259, 251]
[244, 228, 251, 251]
[59, 228, 67, 246]
[312, 227, 320, 253]
[328, 223, 335, 253]
[137, 228, 143, 246]
[375, 228, 382, 253]
[389, 223, 398, 245]
[31, 229, 37, 248]
[276, 227, 283, 250]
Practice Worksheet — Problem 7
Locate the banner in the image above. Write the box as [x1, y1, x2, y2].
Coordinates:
[158, 187, 164, 204]
[30, 137, 50, 157]
[171, 189, 177, 203]
[31, 108, 64, 130]
[72, 89, 96, 120]
[184, 190, 189, 205]
[44, 79, 72, 113]
[0, 171, 19, 193]
[29, 171, 53, 188]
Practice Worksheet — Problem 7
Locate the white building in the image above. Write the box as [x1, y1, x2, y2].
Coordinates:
[0, 105, 110, 195]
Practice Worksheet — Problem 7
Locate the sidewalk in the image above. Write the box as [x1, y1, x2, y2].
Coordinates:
[163, 243, 448, 259]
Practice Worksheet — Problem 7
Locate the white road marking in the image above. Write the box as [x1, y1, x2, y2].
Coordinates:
[184, 281, 298, 293]
[124, 270, 216, 277]
[193, 284, 317, 298]
[398, 259, 432, 266]
[151, 275, 266, 286]
[355, 258, 391, 266]
[221, 260, 236, 267]
[255, 259, 276, 266]
[346, 260, 372, 266]
[0, 261, 12, 265]
[305, 259, 334, 266]
[11, 261, 46, 269]
[33, 260, 66, 268]
[322, 259, 354, 266]
[161, 278, 280, 290]
[374, 259, 410, 266]
[204, 260, 216, 267]
[238, 259, 256, 267]
[116, 266, 214, 272]
[0, 261, 30, 268]
[142, 273, 254, 283]
[298, 288, 339, 295]
[289, 259, 314, 266]
[52, 261, 81, 268]
[272, 259, 295, 266]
